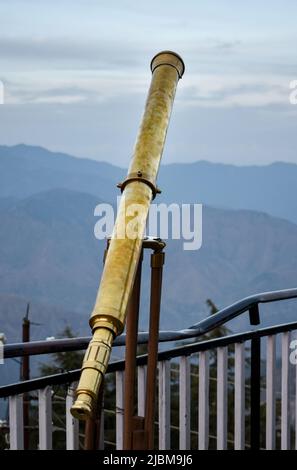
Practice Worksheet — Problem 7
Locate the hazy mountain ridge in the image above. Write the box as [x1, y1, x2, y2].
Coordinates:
[158, 160, 297, 224]
[1, 144, 297, 223]
[0, 144, 296, 344]
[0, 144, 125, 202]
[0, 189, 104, 314]
[0, 188, 296, 340]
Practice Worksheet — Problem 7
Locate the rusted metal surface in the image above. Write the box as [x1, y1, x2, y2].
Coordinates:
[123, 257, 143, 449]
[145, 250, 165, 449]
[131, 416, 147, 450]
[21, 309, 30, 450]
[123, 245, 165, 450]
[84, 378, 104, 450]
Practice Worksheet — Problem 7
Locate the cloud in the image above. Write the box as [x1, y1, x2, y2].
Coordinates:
[0, 34, 295, 109]
[0, 36, 149, 70]
[178, 74, 293, 108]
[1, 70, 150, 105]
[215, 40, 242, 50]
[2, 69, 293, 108]
[0, 36, 242, 71]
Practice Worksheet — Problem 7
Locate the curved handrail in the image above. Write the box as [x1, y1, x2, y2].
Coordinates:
[2, 318, 297, 398]
[3, 287, 297, 359]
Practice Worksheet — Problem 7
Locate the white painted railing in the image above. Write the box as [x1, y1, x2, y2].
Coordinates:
[66, 382, 79, 450]
[8, 383, 80, 450]
[234, 343, 245, 450]
[5, 330, 297, 450]
[9, 395, 24, 450]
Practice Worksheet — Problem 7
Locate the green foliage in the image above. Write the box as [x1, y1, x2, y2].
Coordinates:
[169, 299, 244, 449]
[32, 326, 85, 449]
[39, 326, 84, 375]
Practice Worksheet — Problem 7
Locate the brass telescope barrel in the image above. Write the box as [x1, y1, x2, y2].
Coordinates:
[71, 51, 185, 420]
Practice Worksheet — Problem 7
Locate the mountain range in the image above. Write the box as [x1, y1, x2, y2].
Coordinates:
[1, 144, 297, 223]
[0, 144, 297, 389]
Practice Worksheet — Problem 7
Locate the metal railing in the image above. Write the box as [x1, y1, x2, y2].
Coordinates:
[1, 288, 297, 450]
[4, 288, 297, 357]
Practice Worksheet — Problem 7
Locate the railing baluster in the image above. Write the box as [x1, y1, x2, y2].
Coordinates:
[66, 382, 79, 450]
[137, 365, 146, 417]
[4, 315, 297, 452]
[179, 355, 191, 449]
[116, 370, 124, 450]
[9, 395, 24, 450]
[234, 342, 245, 450]
[250, 337, 261, 450]
[38, 386, 52, 450]
[217, 347, 228, 450]
[281, 331, 290, 450]
[99, 397, 104, 450]
[266, 335, 276, 450]
[198, 351, 209, 450]
[158, 360, 171, 450]
[295, 343, 297, 451]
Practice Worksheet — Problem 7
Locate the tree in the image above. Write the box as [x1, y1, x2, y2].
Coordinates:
[38, 326, 117, 449]
[30, 326, 86, 449]
[39, 326, 84, 375]
[170, 299, 242, 449]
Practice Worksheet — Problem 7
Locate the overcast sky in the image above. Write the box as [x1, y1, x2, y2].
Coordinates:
[0, 0, 296, 166]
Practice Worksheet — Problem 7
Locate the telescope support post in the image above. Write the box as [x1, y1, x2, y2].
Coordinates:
[84, 379, 104, 450]
[123, 238, 165, 450]
[145, 250, 165, 449]
[123, 254, 143, 449]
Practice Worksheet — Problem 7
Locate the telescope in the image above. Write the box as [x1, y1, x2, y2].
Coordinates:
[71, 51, 185, 420]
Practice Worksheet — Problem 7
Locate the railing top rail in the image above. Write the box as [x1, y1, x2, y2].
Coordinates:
[1, 317, 297, 399]
[3, 287, 297, 359]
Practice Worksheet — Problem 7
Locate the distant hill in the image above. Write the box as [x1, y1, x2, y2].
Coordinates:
[0, 293, 89, 344]
[2, 139, 297, 422]
[1, 144, 297, 223]
[1, 144, 297, 395]
[158, 161, 297, 225]
[0, 293, 90, 411]
[0, 188, 296, 345]
[0, 144, 124, 203]
[0, 188, 104, 314]
[0, 144, 297, 373]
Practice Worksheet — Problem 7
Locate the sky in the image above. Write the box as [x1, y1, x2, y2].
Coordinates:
[0, 0, 296, 166]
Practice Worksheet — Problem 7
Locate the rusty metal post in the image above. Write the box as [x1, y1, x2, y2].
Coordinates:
[21, 304, 30, 450]
[122, 238, 165, 450]
[84, 244, 109, 450]
[144, 249, 165, 449]
[84, 378, 104, 450]
[123, 252, 143, 449]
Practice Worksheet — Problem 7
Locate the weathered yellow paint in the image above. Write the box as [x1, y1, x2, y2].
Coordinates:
[71, 51, 184, 420]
